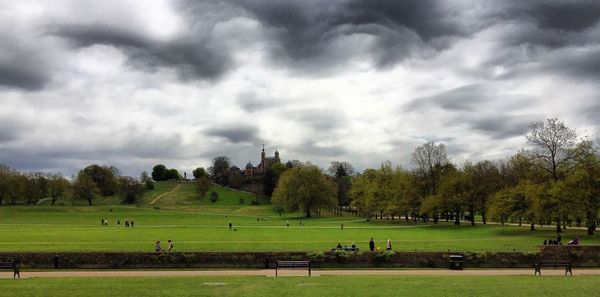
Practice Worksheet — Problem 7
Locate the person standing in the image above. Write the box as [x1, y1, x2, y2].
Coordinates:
[369, 238, 375, 252]
[229, 222, 232, 230]
[167, 240, 173, 251]
[386, 239, 392, 251]
[155, 240, 161, 252]
[131, 220, 134, 228]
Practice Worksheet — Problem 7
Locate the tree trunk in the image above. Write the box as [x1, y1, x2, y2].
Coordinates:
[518, 216, 522, 227]
[87, 198, 92, 206]
[556, 219, 562, 233]
[454, 210, 460, 225]
[306, 205, 311, 218]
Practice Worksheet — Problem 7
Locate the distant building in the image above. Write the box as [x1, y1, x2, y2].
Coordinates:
[244, 146, 281, 176]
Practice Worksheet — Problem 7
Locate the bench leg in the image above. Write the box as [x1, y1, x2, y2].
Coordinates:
[534, 266, 540, 276]
[275, 267, 278, 277]
[566, 267, 572, 276]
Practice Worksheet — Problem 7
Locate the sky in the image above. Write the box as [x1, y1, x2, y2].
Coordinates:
[1, 0, 599, 177]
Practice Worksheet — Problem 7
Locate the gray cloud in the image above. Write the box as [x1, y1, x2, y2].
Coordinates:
[470, 115, 536, 139]
[205, 126, 262, 144]
[404, 85, 494, 112]
[287, 109, 347, 131]
[53, 23, 231, 80]
[0, 35, 51, 91]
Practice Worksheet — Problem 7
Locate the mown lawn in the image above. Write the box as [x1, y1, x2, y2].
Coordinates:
[0, 203, 598, 252]
[0, 275, 598, 297]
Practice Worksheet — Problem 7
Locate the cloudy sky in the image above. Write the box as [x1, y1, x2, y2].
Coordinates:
[1, 0, 599, 177]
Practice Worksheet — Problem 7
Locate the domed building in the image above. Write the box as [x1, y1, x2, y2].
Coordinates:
[243, 146, 281, 176]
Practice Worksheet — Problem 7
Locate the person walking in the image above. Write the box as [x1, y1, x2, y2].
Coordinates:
[155, 240, 161, 252]
[131, 220, 134, 227]
[167, 240, 173, 251]
[369, 238, 375, 252]
[386, 239, 392, 251]
[229, 222, 232, 230]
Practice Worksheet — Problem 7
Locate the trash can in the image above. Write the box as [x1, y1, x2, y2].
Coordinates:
[449, 255, 464, 270]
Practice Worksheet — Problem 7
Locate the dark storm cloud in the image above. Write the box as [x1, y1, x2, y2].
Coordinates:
[0, 35, 51, 91]
[53, 24, 231, 80]
[404, 85, 494, 112]
[205, 125, 262, 144]
[176, 0, 471, 72]
[515, 1, 600, 32]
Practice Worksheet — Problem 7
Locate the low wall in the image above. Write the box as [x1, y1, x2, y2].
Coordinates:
[0, 247, 598, 269]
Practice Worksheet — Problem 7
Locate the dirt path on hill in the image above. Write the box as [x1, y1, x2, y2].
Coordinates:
[149, 183, 182, 205]
[4, 268, 600, 279]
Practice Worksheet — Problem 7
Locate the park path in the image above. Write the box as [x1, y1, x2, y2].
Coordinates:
[149, 183, 182, 205]
[3, 268, 600, 279]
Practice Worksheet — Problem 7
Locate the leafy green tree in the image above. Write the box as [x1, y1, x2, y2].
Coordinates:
[0, 164, 12, 205]
[119, 176, 145, 204]
[73, 172, 100, 206]
[209, 156, 231, 186]
[526, 118, 587, 232]
[272, 165, 336, 217]
[151, 164, 168, 181]
[263, 162, 288, 197]
[196, 175, 212, 199]
[327, 161, 355, 215]
[193, 167, 208, 179]
[166, 168, 181, 180]
[25, 173, 48, 205]
[82, 164, 119, 196]
[47, 174, 70, 205]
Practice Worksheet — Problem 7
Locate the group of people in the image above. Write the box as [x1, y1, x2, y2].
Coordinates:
[368, 238, 393, 252]
[154, 240, 174, 252]
[100, 218, 135, 227]
[543, 233, 580, 246]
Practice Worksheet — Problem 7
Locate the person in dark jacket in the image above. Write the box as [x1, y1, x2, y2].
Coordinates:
[369, 238, 375, 251]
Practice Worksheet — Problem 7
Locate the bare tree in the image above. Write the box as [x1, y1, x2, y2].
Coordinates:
[526, 118, 581, 181]
[411, 142, 450, 196]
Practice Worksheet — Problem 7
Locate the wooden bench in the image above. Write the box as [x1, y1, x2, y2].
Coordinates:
[0, 261, 20, 279]
[534, 260, 572, 276]
[276, 260, 311, 277]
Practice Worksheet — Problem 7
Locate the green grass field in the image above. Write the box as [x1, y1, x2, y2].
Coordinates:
[1, 275, 597, 297]
[0, 182, 598, 252]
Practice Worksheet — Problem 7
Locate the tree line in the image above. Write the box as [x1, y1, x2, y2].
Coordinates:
[270, 118, 600, 236]
[0, 164, 149, 206]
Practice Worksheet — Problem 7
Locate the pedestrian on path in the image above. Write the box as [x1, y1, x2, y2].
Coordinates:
[369, 238, 375, 252]
[386, 239, 392, 251]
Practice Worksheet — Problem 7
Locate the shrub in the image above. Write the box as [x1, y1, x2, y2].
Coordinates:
[307, 251, 326, 262]
[210, 191, 219, 203]
[145, 180, 154, 190]
[239, 197, 245, 204]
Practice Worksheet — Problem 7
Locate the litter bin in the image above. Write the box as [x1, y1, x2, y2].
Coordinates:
[449, 255, 464, 270]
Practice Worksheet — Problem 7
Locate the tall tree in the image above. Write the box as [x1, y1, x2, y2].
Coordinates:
[118, 176, 145, 204]
[151, 164, 168, 181]
[166, 168, 181, 180]
[193, 167, 208, 179]
[272, 165, 336, 217]
[327, 161, 355, 215]
[209, 156, 231, 186]
[411, 142, 450, 196]
[47, 174, 70, 205]
[82, 164, 119, 196]
[73, 172, 100, 206]
[195, 175, 212, 200]
[526, 118, 584, 232]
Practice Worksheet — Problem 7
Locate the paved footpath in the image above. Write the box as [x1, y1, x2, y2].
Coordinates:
[3, 269, 600, 278]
